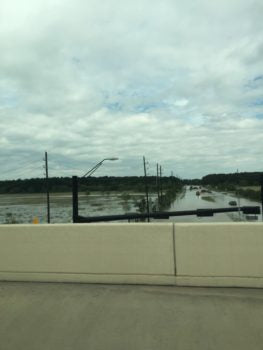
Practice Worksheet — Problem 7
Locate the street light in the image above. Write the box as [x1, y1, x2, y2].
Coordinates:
[72, 157, 119, 222]
[82, 158, 119, 178]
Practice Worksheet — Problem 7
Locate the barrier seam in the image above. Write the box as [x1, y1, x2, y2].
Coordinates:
[172, 223, 177, 276]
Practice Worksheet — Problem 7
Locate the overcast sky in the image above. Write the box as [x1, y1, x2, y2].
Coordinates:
[0, 0, 263, 180]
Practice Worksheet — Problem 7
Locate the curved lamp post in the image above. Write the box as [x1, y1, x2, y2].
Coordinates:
[72, 158, 119, 222]
[82, 158, 119, 178]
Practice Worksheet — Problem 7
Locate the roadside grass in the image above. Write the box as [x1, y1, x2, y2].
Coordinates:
[210, 186, 261, 203]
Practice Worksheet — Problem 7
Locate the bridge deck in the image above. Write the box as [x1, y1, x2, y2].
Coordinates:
[0, 282, 263, 350]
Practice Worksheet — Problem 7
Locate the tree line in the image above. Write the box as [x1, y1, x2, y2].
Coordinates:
[0, 176, 182, 194]
[200, 171, 263, 202]
[201, 172, 262, 188]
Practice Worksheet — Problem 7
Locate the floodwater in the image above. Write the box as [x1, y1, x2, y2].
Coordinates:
[0, 192, 148, 224]
[0, 187, 261, 224]
[166, 187, 261, 222]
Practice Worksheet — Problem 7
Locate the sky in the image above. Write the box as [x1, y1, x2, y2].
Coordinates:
[0, 0, 263, 180]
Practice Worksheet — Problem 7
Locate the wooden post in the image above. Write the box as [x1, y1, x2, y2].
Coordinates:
[45, 151, 50, 223]
[143, 156, 150, 222]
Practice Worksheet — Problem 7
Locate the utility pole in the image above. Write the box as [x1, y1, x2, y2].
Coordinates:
[44, 151, 50, 223]
[156, 163, 160, 209]
[143, 156, 150, 222]
[160, 165, 163, 199]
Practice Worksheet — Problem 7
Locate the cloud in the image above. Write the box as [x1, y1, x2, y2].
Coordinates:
[0, 0, 263, 179]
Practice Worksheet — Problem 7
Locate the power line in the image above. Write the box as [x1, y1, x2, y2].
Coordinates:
[0, 158, 43, 176]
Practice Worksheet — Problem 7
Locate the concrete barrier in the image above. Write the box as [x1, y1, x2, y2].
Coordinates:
[1, 222, 263, 288]
[174, 223, 263, 288]
[0, 223, 175, 284]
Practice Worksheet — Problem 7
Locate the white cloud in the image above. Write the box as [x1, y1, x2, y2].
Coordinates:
[0, 0, 262, 179]
[173, 99, 189, 107]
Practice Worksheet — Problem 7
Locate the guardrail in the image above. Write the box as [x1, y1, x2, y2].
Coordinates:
[74, 206, 261, 223]
[72, 175, 263, 223]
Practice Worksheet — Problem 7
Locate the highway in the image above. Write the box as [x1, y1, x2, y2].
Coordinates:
[1, 282, 263, 350]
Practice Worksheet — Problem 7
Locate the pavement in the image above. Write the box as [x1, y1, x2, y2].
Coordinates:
[1, 281, 263, 350]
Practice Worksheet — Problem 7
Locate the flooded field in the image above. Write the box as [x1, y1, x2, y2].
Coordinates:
[0, 192, 150, 224]
[0, 187, 261, 224]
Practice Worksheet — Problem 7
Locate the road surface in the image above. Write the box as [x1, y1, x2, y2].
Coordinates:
[0, 282, 263, 350]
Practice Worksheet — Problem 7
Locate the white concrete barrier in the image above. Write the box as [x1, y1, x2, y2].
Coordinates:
[174, 223, 263, 288]
[1, 222, 263, 288]
[0, 223, 175, 285]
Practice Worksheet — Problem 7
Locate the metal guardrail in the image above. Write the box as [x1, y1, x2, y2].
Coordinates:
[74, 206, 261, 223]
[72, 175, 263, 223]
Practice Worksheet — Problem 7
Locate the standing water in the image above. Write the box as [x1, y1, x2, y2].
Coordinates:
[0, 187, 261, 224]
[166, 186, 261, 222]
